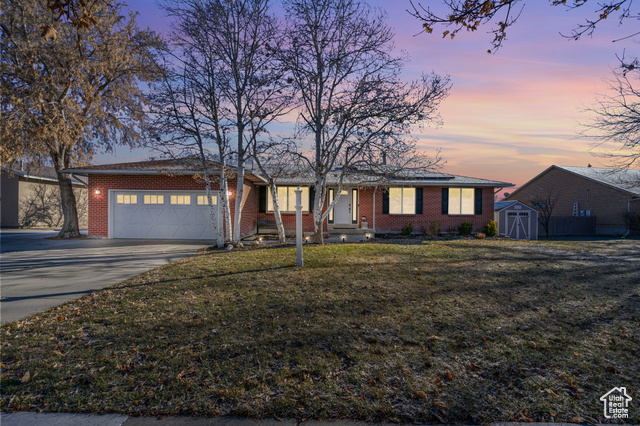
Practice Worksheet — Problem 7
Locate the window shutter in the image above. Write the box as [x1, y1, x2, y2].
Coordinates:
[309, 187, 315, 211]
[258, 186, 267, 213]
[382, 190, 389, 214]
[441, 188, 449, 215]
[475, 188, 483, 215]
[415, 188, 423, 215]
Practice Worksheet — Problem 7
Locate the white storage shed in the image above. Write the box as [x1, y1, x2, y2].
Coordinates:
[494, 201, 538, 240]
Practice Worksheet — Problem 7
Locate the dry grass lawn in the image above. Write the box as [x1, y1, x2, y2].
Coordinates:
[1, 239, 639, 423]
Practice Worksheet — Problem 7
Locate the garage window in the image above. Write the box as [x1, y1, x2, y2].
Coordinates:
[144, 195, 164, 204]
[171, 195, 191, 205]
[116, 194, 137, 204]
[197, 195, 217, 205]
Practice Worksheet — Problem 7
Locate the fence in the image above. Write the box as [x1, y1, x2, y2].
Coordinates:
[541, 216, 596, 236]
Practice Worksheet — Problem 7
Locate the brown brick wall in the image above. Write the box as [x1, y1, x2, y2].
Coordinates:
[505, 167, 635, 232]
[88, 174, 256, 238]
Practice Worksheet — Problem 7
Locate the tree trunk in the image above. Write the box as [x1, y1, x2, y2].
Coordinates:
[56, 171, 81, 238]
[233, 159, 245, 244]
[313, 177, 324, 244]
[219, 170, 233, 243]
[202, 170, 221, 248]
[269, 181, 286, 243]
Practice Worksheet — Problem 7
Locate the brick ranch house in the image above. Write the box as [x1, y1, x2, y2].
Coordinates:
[505, 165, 640, 236]
[65, 159, 513, 240]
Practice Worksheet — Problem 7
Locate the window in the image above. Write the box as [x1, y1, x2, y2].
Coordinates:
[352, 189, 358, 223]
[197, 195, 218, 205]
[389, 187, 415, 214]
[267, 186, 309, 212]
[116, 194, 137, 204]
[448, 188, 474, 215]
[143, 195, 164, 205]
[532, 202, 547, 208]
[170, 195, 191, 205]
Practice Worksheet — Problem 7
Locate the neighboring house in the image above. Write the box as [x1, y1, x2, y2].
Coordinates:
[504, 165, 640, 236]
[1, 163, 88, 228]
[65, 159, 513, 240]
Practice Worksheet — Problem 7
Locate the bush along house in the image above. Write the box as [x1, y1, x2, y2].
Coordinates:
[65, 159, 513, 240]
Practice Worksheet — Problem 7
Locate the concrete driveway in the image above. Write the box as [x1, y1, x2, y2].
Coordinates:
[0, 229, 209, 324]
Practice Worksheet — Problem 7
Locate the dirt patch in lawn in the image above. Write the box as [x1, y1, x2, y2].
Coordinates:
[1, 240, 638, 423]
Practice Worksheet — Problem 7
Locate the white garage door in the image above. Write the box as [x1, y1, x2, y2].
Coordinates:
[110, 191, 218, 239]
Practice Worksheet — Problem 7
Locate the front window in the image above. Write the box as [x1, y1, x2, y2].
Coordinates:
[389, 187, 415, 214]
[448, 188, 474, 215]
[267, 186, 309, 212]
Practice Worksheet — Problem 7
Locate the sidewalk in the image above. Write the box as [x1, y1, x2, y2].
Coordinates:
[1, 412, 635, 426]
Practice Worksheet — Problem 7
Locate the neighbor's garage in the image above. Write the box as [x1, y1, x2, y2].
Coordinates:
[110, 190, 218, 239]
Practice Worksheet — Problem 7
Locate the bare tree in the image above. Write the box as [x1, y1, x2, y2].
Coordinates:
[280, 0, 450, 243]
[408, 0, 638, 53]
[0, 0, 163, 238]
[149, 50, 232, 247]
[530, 190, 558, 239]
[584, 68, 640, 170]
[160, 0, 291, 244]
[250, 138, 302, 243]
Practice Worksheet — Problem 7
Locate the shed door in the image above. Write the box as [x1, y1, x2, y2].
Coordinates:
[506, 211, 531, 240]
[111, 191, 217, 239]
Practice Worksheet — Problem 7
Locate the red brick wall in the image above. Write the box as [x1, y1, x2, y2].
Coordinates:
[89, 176, 496, 237]
[239, 181, 258, 236]
[88, 174, 256, 238]
[256, 186, 496, 234]
[374, 186, 495, 234]
[257, 211, 321, 234]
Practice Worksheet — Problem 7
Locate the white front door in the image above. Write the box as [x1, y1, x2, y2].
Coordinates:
[110, 190, 217, 239]
[333, 190, 352, 225]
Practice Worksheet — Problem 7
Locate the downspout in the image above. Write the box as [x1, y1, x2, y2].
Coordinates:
[373, 185, 378, 232]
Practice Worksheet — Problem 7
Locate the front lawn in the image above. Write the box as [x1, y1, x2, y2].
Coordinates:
[1, 239, 638, 423]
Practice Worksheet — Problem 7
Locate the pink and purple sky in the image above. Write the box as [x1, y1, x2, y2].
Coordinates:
[96, 0, 638, 191]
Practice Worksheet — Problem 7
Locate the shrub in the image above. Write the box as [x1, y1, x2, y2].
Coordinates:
[483, 220, 498, 237]
[458, 221, 473, 235]
[401, 223, 413, 235]
[427, 220, 440, 238]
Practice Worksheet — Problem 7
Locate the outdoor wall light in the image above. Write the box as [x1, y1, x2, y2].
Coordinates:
[341, 234, 347, 242]
[305, 235, 310, 242]
[365, 233, 371, 240]
[94, 189, 101, 195]
[226, 191, 233, 196]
